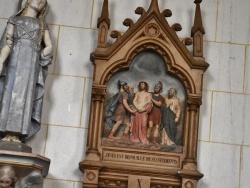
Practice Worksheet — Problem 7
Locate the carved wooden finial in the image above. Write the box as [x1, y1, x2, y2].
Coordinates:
[171, 23, 182, 32]
[110, 30, 122, 41]
[191, 0, 205, 57]
[123, 18, 134, 28]
[191, 0, 205, 36]
[181, 38, 193, 46]
[97, 0, 110, 28]
[148, 0, 160, 13]
[97, 0, 110, 48]
[135, 7, 146, 16]
[162, 9, 172, 18]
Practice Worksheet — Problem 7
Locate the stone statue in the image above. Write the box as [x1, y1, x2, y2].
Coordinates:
[0, 166, 43, 188]
[20, 171, 43, 188]
[0, 166, 17, 188]
[0, 0, 53, 142]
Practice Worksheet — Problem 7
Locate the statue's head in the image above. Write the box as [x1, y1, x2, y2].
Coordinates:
[117, 80, 128, 92]
[128, 84, 134, 94]
[25, 0, 47, 15]
[138, 81, 149, 92]
[154, 81, 163, 93]
[21, 0, 48, 45]
[0, 166, 17, 188]
[168, 88, 177, 98]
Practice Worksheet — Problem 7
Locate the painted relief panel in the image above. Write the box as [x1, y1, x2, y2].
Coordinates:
[103, 51, 186, 153]
[81, 0, 208, 187]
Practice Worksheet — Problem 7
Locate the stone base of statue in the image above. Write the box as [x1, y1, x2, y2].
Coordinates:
[0, 150, 50, 178]
[0, 140, 32, 153]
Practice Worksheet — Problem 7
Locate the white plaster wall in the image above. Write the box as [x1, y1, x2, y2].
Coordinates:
[0, 0, 249, 187]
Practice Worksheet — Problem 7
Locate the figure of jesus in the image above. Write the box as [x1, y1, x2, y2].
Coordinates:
[130, 81, 152, 144]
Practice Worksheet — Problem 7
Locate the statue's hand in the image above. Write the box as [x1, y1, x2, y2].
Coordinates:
[0, 51, 7, 73]
[175, 117, 179, 123]
[0, 62, 3, 74]
[131, 109, 137, 114]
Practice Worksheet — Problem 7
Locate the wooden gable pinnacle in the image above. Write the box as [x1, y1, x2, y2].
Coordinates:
[148, 0, 161, 14]
[94, 0, 208, 71]
[97, 0, 110, 28]
[191, 0, 205, 36]
[97, 0, 110, 48]
[192, 0, 205, 57]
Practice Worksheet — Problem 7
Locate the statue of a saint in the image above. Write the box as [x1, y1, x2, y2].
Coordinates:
[161, 88, 181, 146]
[0, 0, 53, 142]
[0, 166, 17, 188]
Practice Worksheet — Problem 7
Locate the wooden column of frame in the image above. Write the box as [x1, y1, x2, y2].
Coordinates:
[80, 0, 209, 187]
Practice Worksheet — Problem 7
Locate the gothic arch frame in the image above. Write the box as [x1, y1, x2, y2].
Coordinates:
[100, 41, 195, 94]
[80, 0, 209, 187]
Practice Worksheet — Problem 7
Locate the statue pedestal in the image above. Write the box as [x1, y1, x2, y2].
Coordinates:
[0, 150, 50, 178]
[0, 140, 32, 153]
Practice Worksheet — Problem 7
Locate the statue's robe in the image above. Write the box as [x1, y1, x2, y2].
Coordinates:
[160, 103, 177, 142]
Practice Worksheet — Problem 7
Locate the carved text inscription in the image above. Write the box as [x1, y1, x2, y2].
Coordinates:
[103, 150, 180, 167]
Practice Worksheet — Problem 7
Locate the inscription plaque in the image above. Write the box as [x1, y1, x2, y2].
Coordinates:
[103, 149, 180, 168]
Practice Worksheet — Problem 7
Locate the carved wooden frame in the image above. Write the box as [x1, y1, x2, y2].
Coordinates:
[80, 0, 208, 187]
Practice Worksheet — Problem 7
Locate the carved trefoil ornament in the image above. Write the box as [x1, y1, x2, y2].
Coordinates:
[80, 0, 208, 187]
